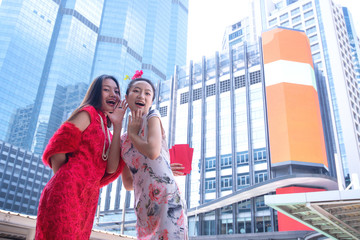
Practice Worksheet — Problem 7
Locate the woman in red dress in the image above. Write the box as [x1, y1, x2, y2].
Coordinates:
[35, 74, 128, 240]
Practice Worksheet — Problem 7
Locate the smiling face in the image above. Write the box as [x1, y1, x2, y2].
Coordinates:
[100, 78, 120, 114]
[125, 81, 154, 116]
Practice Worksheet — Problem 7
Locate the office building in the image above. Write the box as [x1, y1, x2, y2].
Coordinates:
[0, 141, 52, 216]
[342, 7, 360, 88]
[222, 0, 360, 189]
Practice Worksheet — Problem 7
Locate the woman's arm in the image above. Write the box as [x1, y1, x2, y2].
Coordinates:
[105, 100, 128, 174]
[127, 110, 162, 160]
[49, 111, 90, 174]
[121, 164, 134, 190]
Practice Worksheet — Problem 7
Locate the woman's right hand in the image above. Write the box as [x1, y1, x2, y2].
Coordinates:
[127, 109, 143, 137]
[171, 163, 185, 176]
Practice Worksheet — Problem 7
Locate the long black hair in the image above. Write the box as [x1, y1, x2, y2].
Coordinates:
[68, 74, 120, 127]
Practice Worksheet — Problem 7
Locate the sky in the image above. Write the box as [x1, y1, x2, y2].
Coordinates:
[186, 0, 360, 63]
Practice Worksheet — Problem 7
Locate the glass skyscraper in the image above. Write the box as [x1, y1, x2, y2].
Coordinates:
[0, 0, 188, 216]
[0, 0, 188, 156]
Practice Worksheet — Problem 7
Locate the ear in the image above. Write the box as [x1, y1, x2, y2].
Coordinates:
[125, 95, 128, 101]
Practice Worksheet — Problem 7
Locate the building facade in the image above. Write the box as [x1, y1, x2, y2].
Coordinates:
[0, 0, 188, 156]
[342, 7, 360, 89]
[0, 141, 52, 216]
[0, 0, 188, 217]
[96, 27, 339, 239]
[222, 0, 360, 189]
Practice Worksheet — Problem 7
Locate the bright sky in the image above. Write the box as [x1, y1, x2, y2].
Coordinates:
[186, 0, 360, 63]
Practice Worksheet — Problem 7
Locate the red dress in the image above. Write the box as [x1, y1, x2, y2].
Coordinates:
[35, 106, 124, 240]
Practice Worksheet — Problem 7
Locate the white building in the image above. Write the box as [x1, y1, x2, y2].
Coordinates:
[223, 0, 360, 190]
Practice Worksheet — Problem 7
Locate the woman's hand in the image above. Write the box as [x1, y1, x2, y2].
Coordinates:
[107, 99, 128, 127]
[127, 109, 143, 137]
[171, 163, 185, 176]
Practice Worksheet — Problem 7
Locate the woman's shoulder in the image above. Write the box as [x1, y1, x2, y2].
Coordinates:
[146, 109, 161, 120]
[79, 105, 97, 122]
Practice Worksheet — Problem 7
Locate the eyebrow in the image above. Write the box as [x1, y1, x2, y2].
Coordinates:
[133, 86, 152, 92]
[103, 84, 119, 90]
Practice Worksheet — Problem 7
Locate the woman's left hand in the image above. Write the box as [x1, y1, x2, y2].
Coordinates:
[108, 99, 128, 126]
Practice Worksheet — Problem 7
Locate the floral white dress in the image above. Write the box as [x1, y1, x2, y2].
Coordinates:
[121, 109, 188, 240]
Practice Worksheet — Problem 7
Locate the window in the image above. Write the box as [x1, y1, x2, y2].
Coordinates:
[280, 13, 289, 22]
[281, 20, 289, 27]
[302, 2, 312, 11]
[306, 26, 317, 35]
[221, 176, 233, 190]
[313, 52, 321, 61]
[205, 158, 216, 170]
[255, 171, 268, 184]
[254, 148, 267, 163]
[292, 15, 301, 23]
[205, 178, 216, 191]
[293, 23, 303, 30]
[221, 155, 232, 168]
[311, 43, 319, 52]
[269, 18, 277, 26]
[304, 10, 314, 19]
[291, 7, 300, 16]
[305, 18, 315, 27]
[237, 174, 250, 189]
[229, 29, 243, 41]
[236, 152, 249, 165]
[309, 34, 318, 43]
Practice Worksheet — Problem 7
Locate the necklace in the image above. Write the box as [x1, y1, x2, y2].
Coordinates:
[98, 113, 111, 161]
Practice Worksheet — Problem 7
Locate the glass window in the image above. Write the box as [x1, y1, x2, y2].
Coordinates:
[203, 211, 216, 235]
[221, 155, 232, 168]
[205, 158, 216, 170]
[306, 26, 317, 35]
[220, 205, 233, 235]
[269, 18, 277, 26]
[313, 52, 321, 61]
[237, 174, 250, 189]
[305, 18, 315, 27]
[309, 34, 318, 43]
[311, 43, 319, 52]
[205, 178, 216, 192]
[281, 20, 289, 27]
[304, 10, 314, 19]
[280, 13, 289, 22]
[291, 7, 300, 16]
[237, 151, 249, 165]
[292, 15, 301, 23]
[293, 23, 303, 30]
[302, 2, 312, 11]
[221, 176, 232, 190]
[255, 171, 268, 183]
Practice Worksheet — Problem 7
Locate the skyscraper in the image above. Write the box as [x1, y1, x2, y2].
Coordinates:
[0, 0, 188, 156]
[223, 0, 360, 188]
[0, 0, 188, 217]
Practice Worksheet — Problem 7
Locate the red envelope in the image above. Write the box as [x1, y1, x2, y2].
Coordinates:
[169, 144, 193, 175]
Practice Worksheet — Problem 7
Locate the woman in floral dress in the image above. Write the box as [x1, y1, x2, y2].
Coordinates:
[121, 72, 188, 239]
